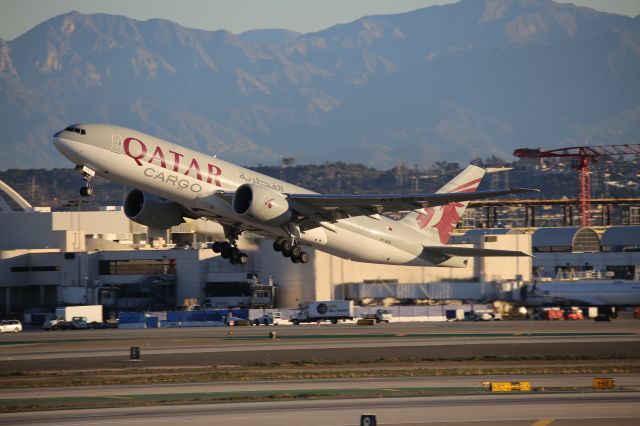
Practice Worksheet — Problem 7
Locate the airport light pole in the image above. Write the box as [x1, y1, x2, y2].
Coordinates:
[62, 199, 88, 292]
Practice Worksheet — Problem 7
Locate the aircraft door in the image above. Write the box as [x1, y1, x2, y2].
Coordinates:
[111, 134, 123, 153]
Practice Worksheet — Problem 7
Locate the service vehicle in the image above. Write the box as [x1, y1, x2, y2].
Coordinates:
[291, 301, 354, 325]
[564, 307, 585, 320]
[45, 316, 91, 330]
[362, 309, 392, 323]
[465, 310, 501, 321]
[0, 320, 22, 333]
[252, 312, 284, 326]
[44, 305, 103, 330]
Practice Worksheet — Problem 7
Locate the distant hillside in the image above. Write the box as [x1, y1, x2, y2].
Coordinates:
[1, 0, 639, 170]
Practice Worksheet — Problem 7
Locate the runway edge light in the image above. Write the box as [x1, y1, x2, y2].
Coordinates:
[130, 346, 141, 361]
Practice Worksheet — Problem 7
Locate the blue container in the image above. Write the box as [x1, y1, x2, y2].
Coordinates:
[205, 310, 223, 321]
[118, 312, 145, 324]
[167, 311, 188, 322]
[145, 317, 159, 328]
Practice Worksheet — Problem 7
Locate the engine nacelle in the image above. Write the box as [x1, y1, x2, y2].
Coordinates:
[232, 184, 292, 226]
[124, 189, 185, 229]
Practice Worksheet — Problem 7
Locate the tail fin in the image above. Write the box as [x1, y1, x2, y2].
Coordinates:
[401, 165, 485, 244]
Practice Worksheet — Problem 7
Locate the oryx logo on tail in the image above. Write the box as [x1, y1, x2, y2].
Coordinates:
[404, 167, 486, 244]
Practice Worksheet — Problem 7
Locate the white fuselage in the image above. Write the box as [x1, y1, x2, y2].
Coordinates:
[53, 124, 464, 267]
[526, 281, 640, 307]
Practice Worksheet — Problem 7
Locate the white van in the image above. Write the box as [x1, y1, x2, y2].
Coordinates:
[253, 312, 284, 326]
[0, 320, 23, 333]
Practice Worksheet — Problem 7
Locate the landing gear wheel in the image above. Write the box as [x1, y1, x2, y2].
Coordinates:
[230, 253, 249, 265]
[212, 242, 223, 253]
[291, 254, 300, 263]
[79, 186, 93, 197]
[291, 245, 302, 258]
[281, 240, 293, 253]
[273, 239, 284, 252]
[299, 251, 310, 264]
[220, 242, 232, 259]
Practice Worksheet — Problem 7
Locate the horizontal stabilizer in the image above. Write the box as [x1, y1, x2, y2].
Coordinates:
[422, 246, 532, 258]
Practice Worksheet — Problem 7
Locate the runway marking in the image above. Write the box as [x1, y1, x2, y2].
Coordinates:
[532, 419, 555, 426]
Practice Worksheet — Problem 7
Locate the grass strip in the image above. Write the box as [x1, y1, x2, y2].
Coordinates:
[1, 364, 638, 389]
[0, 386, 603, 413]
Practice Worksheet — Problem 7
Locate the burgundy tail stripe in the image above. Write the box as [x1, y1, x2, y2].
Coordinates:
[452, 178, 482, 192]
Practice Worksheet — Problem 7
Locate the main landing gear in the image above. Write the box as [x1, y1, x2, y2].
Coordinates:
[76, 165, 95, 197]
[273, 239, 309, 264]
[212, 242, 248, 265]
[212, 226, 248, 266]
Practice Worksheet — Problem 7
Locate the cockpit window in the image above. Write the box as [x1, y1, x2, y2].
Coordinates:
[64, 126, 86, 135]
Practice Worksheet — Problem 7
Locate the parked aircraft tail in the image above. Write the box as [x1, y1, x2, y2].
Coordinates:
[401, 165, 485, 244]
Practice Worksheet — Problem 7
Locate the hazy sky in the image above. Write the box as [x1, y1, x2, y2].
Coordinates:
[1, 0, 638, 41]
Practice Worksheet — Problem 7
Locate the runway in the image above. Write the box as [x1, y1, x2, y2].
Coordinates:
[3, 393, 640, 425]
[2, 320, 638, 372]
[5, 334, 639, 361]
[1, 320, 639, 423]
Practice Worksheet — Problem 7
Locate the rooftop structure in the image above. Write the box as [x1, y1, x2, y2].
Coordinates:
[532, 227, 600, 253]
[0, 179, 32, 212]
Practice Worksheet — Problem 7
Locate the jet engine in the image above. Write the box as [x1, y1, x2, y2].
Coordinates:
[232, 184, 292, 226]
[124, 189, 185, 229]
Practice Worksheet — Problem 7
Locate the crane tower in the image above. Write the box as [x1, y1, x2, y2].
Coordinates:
[514, 144, 640, 226]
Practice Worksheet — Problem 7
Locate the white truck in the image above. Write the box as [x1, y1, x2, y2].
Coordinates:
[291, 301, 354, 325]
[44, 305, 104, 330]
[362, 308, 393, 323]
[252, 312, 285, 326]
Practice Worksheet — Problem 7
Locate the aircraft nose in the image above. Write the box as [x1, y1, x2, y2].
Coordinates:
[52, 127, 85, 162]
[52, 129, 65, 150]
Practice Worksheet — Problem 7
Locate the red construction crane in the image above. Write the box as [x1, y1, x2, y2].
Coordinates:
[513, 144, 640, 227]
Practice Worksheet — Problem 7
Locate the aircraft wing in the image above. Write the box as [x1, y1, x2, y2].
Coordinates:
[422, 246, 532, 258]
[286, 187, 538, 215]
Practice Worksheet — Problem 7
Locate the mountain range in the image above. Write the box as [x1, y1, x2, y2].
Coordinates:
[1, 0, 639, 170]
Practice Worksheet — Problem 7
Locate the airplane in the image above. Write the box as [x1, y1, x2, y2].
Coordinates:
[520, 280, 640, 307]
[53, 123, 537, 267]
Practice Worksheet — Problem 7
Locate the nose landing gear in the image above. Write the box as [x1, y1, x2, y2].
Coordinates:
[75, 165, 96, 197]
